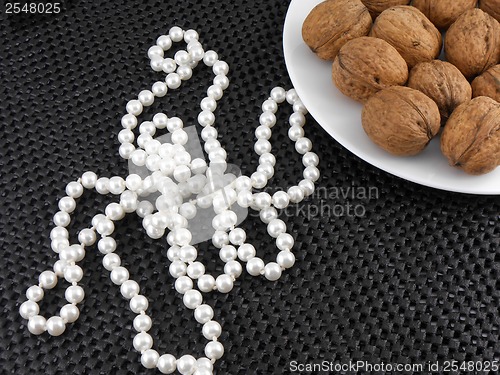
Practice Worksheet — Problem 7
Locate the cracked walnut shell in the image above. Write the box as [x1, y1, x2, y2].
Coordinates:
[362, 86, 441, 156]
[412, 0, 478, 30]
[441, 96, 500, 175]
[472, 64, 500, 102]
[332, 37, 408, 103]
[369, 6, 442, 68]
[302, 0, 372, 61]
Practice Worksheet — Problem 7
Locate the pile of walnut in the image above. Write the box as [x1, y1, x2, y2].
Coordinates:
[303, 0, 500, 175]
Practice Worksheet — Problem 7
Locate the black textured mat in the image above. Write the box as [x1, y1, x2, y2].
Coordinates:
[1, 1, 500, 374]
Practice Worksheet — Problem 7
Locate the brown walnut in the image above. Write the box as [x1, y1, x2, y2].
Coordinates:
[408, 60, 472, 124]
[302, 0, 372, 61]
[445, 9, 500, 79]
[369, 6, 442, 68]
[360, 0, 410, 18]
[472, 65, 500, 102]
[480, 0, 500, 23]
[332, 37, 408, 103]
[412, 0, 478, 30]
[441, 96, 500, 175]
[362, 86, 441, 156]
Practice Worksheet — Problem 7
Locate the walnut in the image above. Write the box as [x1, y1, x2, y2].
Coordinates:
[302, 0, 372, 61]
[472, 65, 500, 102]
[332, 37, 408, 103]
[360, 0, 410, 18]
[369, 6, 442, 67]
[362, 86, 441, 155]
[441, 96, 500, 175]
[408, 60, 472, 124]
[445, 9, 500, 79]
[480, 0, 500, 23]
[412, 0, 478, 30]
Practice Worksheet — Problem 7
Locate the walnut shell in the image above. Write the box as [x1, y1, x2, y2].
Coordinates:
[332, 37, 408, 103]
[480, 0, 500, 23]
[362, 86, 441, 156]
[472, 65, 500, 102]
[360, 0, 410, 18]
[441, 96, 500, 175]
[408, 60, 472, 124]
[412, 0, 478, 30]
[445, 9, 500, 79]
[302, 0, 372, 61]
[369, 6, 442, 68]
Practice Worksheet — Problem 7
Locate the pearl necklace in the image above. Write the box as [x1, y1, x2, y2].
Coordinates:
[19, 26, 319, 375]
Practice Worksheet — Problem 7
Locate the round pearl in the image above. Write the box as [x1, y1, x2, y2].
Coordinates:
[277, 251, 296, 269]
[299, 179, 315, 197]
[203, 50, 218, 66]
[303, 152, 319, 167]
[264, 262, 282, 281]
[157, 354, 177, 374]
[27, 315, 46, 335]
[262, 99, 278, 113]
[98, 237, 116, 254]
[46, 316, 66, 336]
[255, 125, 272, 140]
[293, 100, 308, 114]
[246, 257, 265, 276]
[169, 26, 184, 42]
[197, 274, 216, 293]
[229, 228, 246, 245]
[207, 85, 223, 100]
[157, 34, 172, 50]
[213, 60, 229, 75]
[194, 304, 214, 324]
[214, 74, 229, 90]
[215, 274, 233, 293]
[166, 73, 181, 89]
[187, 262, 205, 279]
[26, 285, 44, 302]
[121, 113, 138, 129]
[65, 285, 84, 303]
[53, 211, 70, 227]
[130, 295, 149, 313]
[288, 125, 304, 141]
[198, 110, 215, 127]
[304, 166, 320, 182]
[179, 202, 196, 220]
[205, 341, 224, 360]
[286, 89, 299, 104]
[267, 219, 286, 238]
[66, 181, 84, 198]
[257, 163, 274, 179]
[194, 367, 212, 375]
[50, 226, 68, 240]
[251, 171, 267, 189]
[183, 289, 202, 309]
[174, 50, 191, 66]
[133, 314, 152, 332]
[64, 265, 83, 283]
[39, 270, 57, 289]
[152, 81, 168, 97]
[58, 196, 76, 213]
[138, 90, 155, 106]
[110, 266, 129, 285]
[276, 233, 295, 251]
[175, 276, 193, 294]
[141, 349, 159, 369]
[60, 304, 79, 323]
[272, 191, 290, 209]
[103, 253, 121, 270]
[169, 261, 187, 278]
[148, 45, 164, 58]
[202, 320, 222, 340]
[133, 331, 153, 352]
[197, 358, 213, 371]
[81, 171, 98, 189]
[270, 87, 286, 103]
[259, 153, 276, 166]
[105, 203, 125, 221]
[162, 58, 177, 74]
[95, 177, 110, 194]
[108, 176, 125, 195]
[96, 218, 115, 236]
[237, 244, 256, 262]
[224, 260, 242, 278]
[259, 111, 276, 127]
[295, 137, 312, 154]
[287, 186, 305, 203]
[237, 190, 253, 208]
[259, 207, 278, 224]
[177, 355, 196, 375]
[126, 100, 143, 116]
[51, 238, 69, 253]
[19, 300, 39, 319]
[289, 112, 305, 127]
[254, 192, 272, 209]
[78, 228, 96, 246]
[184, 29, 199, 43]
[219, 244, 237, 262]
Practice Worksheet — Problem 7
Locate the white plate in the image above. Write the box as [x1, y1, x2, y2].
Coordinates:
[283, 0, 500, 195]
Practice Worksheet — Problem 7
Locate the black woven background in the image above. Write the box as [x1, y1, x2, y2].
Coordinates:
[1, 0, 499, 374]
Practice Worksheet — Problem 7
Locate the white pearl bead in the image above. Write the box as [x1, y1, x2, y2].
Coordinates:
[81, 171, 98, 189]
[272, 191, 290, 209]
[255, 125, 272, 140]
[295, 137, 312, 154]
[27, 315, 46, 335]
[148, 45, 164, 58]
[212, 231, 229, 248]
[179, 202, 196, 220]
[205, 341, 224, 360]
[289, 112, 305, 127]
[286, 89, 299, 104]
[183, 289, 203, 309]
[96, 217, 114, 236]
[78, 228, 96, 246]
[224, 260, 242, 278]
[262, 99, 278, 113]
[133, 331, 153, 352]
[304, 166, 320, 182]
[246, 257, 265, 276]
[103, 253, 121, 271]
[174, 50, 191, 66]
[302, 152, 319, 167]
[270, 87, 286, 103]
[51, 238, 69, 253]
[130, 295, 149, 313]
[53, 211, 70, 227]
[157, 354, 177, 374]
[65, 285, 84, 303]
[207, 85, 223, 100]
[254, 139, 272, 155]
[259, 152, 276, 166]
[201, 125, 218, 141]
[200, 97, 217, 112]
[237, 243, 256, 263]
[203, 50, 218, 66]
[194, 304, 214, 324]
[299, 179, 315, 197]
[264, 262, 282, 281]
[95, 177, 110, 194]
[166, 73, 181, 89]
[110, 266, 129, 285]
[288, 125, 304, 141]
[267, 219, 286, 238]
[152, 81, 168, 97]
[259, 207, 278, 224]
[64, 264, 83, 283]
[177, 355, 196, 375]
[202, 320, 222, 340]
[214, 74, 229, 90]
[277, 250, 296, 269]
[59, 245, 78, 262]
[187, 262, 205, 279]
[138, 90, 155, 106]
[141, 349, 160, 369]
[169, 260, 187, 278]
[126, 99, 143, 116]
[198, 110, 215, 127]
[108, 176, 125, 195]
[39, 270, 57, 289]
[157, 34, 172, 50]
[46, 316, 66, 336]
[60, 304, 79, 323]
[58, 196, 76, 213]
[293, 99, 308, 114]
[19, 300, 39, 319]
[162, 58, 177, 73]
[197, 274, 216, 293]
[229, 228, 246, 245]
[251, 171, 267, 189]
[133, 314, 152, 332]
[288, 186, 305, 203]
[219, 245, 237, 262]
[125, 174, 142, 191]
[50, 226, 69, 240]
[26, 285, 44, 302]
[197, 357, 214, 371]
[175, 276, 193, 294]
[104, 203, 124, 221]
[184, 29, 199, 43]
[66, 181, 84, 198]
[98, 237, 116, 254]
[259, 111, 276, 127]
[169, 26, 184, 42]
[276, 233, 295, 251]
[215, 274, 233, 293]
[213, 60, 229, 75]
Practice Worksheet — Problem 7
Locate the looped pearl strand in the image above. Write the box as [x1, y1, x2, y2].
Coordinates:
[20, 26, 319, 375]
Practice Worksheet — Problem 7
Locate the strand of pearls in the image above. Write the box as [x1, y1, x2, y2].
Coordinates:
[19, 26, 319, 375]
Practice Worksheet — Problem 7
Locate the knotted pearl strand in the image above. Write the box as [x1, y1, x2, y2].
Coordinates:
[20, 26, 319, 375]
